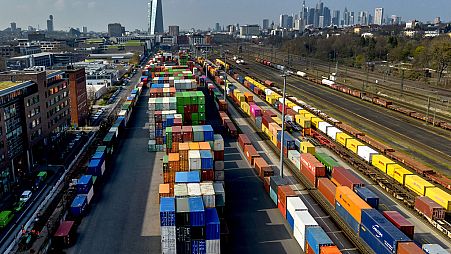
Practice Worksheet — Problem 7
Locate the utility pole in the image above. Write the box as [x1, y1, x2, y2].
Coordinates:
[280, 72, 288, 178]
[223, 48, 227, 100]
[400, 69, 405, 98]
[426, 96, 431, 125]
[432, 91, 438, 126]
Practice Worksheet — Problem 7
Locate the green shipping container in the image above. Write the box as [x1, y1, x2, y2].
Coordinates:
[192, 113, 199, 121]
[199, 112, 206, 120]
[315, 152, 340, 175]
[183, 92, 191, 105]
[197, 91, 205, 104]
[198, 105, 205, 113]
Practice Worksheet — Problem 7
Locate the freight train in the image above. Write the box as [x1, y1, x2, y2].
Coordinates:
[255, 57, 451, 131]
[199, 57, 451, 242]
[201, 58, 451, 253]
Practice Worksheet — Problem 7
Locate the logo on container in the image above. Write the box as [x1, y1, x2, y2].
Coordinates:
[384, 240, 393, 252]
[372, 225, 383, 238]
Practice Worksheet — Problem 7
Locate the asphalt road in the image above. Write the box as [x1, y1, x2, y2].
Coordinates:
[240, 60, 451, 173]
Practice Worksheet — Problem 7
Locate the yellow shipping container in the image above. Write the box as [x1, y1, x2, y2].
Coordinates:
[304, 113, 316, 120]
[188, 142, 199, 150]
[241, 102, 250, 116]
[425, 187, 451, 211]
[295, 115, 312, 128]
[335, 186, 371, 223]
[271, 133, 278, 145]
[272, 117, 283, 125]
[311, 117, 322, 128]
[299, 109, 310, 116]
[404, 175, 434, 196]
[390, 166, 413, 185]
[301, 141, 316, 155]
[371, 154, 396, 173]
[336, 132, 352, 146]
[262, 125, 269, 136]
[345, 139, 364, 153]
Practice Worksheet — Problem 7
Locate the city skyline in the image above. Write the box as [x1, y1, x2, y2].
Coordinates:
[1, 0, 451, 31]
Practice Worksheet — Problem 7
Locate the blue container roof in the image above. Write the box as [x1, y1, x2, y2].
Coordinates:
[117, 116, 125, 122]
[71, 195, 87, 207]
[88, 159, 102, 168]
[175, 171, 200, 183]
[200, 150, 213, 158]
[188, 197, 205, 212]
[202, 125, 214, 132]
[355, 187, 379, 199]
[206, 208, 220, 224]
[92, 151, 104, 160]
[307, 226, 333, 245]
[78, 175, 92, 185]
[361, 209, 410, 243]
[160, 197, 175, 212]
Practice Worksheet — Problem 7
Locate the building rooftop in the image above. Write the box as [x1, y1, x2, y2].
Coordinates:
[0, 81, 22, 91]
[9, 52, 53, 60]
[0, 80, 34, 96]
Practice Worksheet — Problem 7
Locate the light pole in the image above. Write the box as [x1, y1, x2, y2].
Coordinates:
[223, 48, 227, 99]
[280, 71, 288, 177]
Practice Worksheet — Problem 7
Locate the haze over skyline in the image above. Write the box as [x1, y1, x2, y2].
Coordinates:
[1, 0, 450, 32]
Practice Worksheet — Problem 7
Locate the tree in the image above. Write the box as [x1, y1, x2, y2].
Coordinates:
[354, 54, 366, 68]
[129, 53, 140, 65]
[429, 37, 451, 83]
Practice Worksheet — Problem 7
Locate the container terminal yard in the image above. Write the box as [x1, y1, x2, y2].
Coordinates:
[4, 50, 450, 254]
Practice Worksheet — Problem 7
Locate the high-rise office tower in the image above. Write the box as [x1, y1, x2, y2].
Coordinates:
[82, 26, 88, 33]
[263, 19, 269, 30]
[47, 15, 54, 32]
[148, 0, 164, 35]
[10, 22, 16, 32]
[287, 16, 294, 28]
[323, 7, 331, 27]
[332, 10, 340, 26]
[374, 8, 384, 25]
[215, 23, 221, 31]
[280, 14, 289, 28]
[343, 8, 349, 26]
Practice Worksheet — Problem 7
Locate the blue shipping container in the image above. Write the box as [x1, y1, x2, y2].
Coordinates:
[306, 226, 333, 254]
[189, 197, 205, 227]
[202, 125, 214, 141]
[360, 209, 410, 253]
[205, 208, 220, 240]
[287, 210, 294, 232]
[175, 171, 201, 183]
[359, 225, 392, 254]
[70, 194, 87, 217]
[355, 187, 379, 209]
[160, 197, 176, 226]
[87, 159, 104, 176]
[91, 151, 105, 162]
[200, 150, 214, 170]
[335, 201, 360, 234]
[191, 240, 206, 254]
[269, 187, 278, 205]
[76, 175, 93, 194]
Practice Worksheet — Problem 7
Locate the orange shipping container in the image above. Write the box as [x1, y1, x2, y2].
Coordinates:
[277, 185, 297, 218]
[199, 142, 211, 150]
[396, 242, 425, 254]
[159, 184, 172, 202]
[244, 92, 254, 103]
[179, 143, 189, 161]
[254, 157, 274, 178]
[335, 186, 371, 223]
[168, 153, 180, 171]
[189, 142, 199, 150]
[244, 145, 260, 165]
[180, 160, 189, 171]
[320, 246, 342, 254]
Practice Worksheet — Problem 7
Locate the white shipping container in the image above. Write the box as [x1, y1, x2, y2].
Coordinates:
[214, 170, 225, 181]
[318, 122, 332, 134]
[265, 89, 273, 95]
[293, 211, 319, 250]
[326, 126, 342, 140]
[188, 150, 201, 170]
[293, 105, 303, 113]
[357, 146, 378, 163]
[200, 182, 216, 208]
[286, 197, 308, 216]
[83, 186, 95, 205]
[174, 184, 188, 197]
[187, 183, 201, 196]
[100, 160, 106, 175]
[161, 226, 176, 254]
[288, 150, 301, 169]
[206, 239, 221, 254]
[213, 134, 224, 151]
[214, 161, 224, 171]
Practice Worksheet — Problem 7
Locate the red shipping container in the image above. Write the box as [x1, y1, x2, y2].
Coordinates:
[331, 167, 364, 190]
[301, 153, 326, 177]
[214, 150, 225, 161]
[320, 246, 342, 254]
[201, 170, 214, 181]
[382, 211, 415, 239]
[173, 118, 183, 126]
[262, 115, 274, 128]
[254, 157, 273, 178]
[277, 185, 297, 218]
[318, 178, 336, 207]
[264, 177, 271, 193]
[396, 242, 425, 254]
[306, 242, 315, 254]
[226, 121, 237, 137]
[415, 196, 445, 220]
[182, 126, 193, 142]
[238, 134, 252, 151]
[244, 145, 260, 165]
[300, 164, 317, 187]
[263, 109, 277, 117]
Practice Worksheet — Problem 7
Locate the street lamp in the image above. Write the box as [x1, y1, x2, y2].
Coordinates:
[280, 71, 289, 177]
[223, 47, 227, 100]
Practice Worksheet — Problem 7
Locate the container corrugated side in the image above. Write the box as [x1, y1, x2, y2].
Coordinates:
[306, 226, 334, 254]
[335, 186, 371, 223]
[293, 211, 319, 251]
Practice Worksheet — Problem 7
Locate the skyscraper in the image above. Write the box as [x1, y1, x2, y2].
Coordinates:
[47, 15, 54, 32]
[215, 23, 221, 31]
[323, 7, 331, 27]
[332, 10, 340, 26]
[148, 0, 164, 35]
[280, 14, 289, 28]
[10, 22, 16, 32]
[287, 16, 294, 29]
[82, 26, 88, 33]
[374, 8, 384, 25]
[343, 8, 349, 26]
[263, 19, 269, 30]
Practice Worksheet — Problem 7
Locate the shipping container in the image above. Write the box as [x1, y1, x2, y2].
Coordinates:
[332, 167, 364, 190]
[335, 201, 360, 233]
[315, 153, 340, 175]
[76, 175, 93, 194]
[244, 145, 260, 165]
[424, 187, 451, 212]
[391, 166, 413, 185]
[320, 245, 342, 254]
[293, 211, 319, 251]
[360, 209, 410, 253]
[414, 196, 446, 220]
[70, 194, 88, 217]
[404, 175, 434, 196]
[301, 153, 326, 177]
[189, 197, 205, 227]
[238, 134, 251, 151]
[382, 211, 415, 239]
[422, 244, 448, 254]
[175, 171, 201, 183]
[301, 141, 316, 155]
[359, 224, 393, 254]
[53, 221, 76, 248]
[277, 185, 297, 218]
[306, 226, 334, 254]
[357, 146, 378, 163]
[253, 157, 273, 178]
[213, 183, 225, 207]
[318, 178, 336, 206]
[176, 198, 190, 226]
[345, 139, 364, 153]
[336, 132, 352, 147]
[200, 182, 216, 208]
[286, 197, 308, 231]
[396, 242, 424, 254]
[354, 187, 379, 209]
[205, 208, 220, 240]
[371, 154, 396, 173]
[335, 186, 371, 223]
[160, 197, 176, 227]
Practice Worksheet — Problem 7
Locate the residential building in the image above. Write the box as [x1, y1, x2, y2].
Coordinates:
[263, 19, 269, 30]
[374, 8, 384, 25]
[169, 25, 180, 36]
[108, 23, 124, 37]
[64, 67, 88, 127]
[47, 15, 54, 32]
[148, 0, 164, 35]
[239, 25, 260, 37]
[6, 53, 54, 70]
[28, 32, 46, 42]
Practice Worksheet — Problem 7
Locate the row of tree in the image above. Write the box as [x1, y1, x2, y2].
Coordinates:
[276, 34, 451, 83]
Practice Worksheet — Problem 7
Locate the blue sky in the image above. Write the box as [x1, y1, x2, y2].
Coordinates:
[1, 0, 450, 32]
